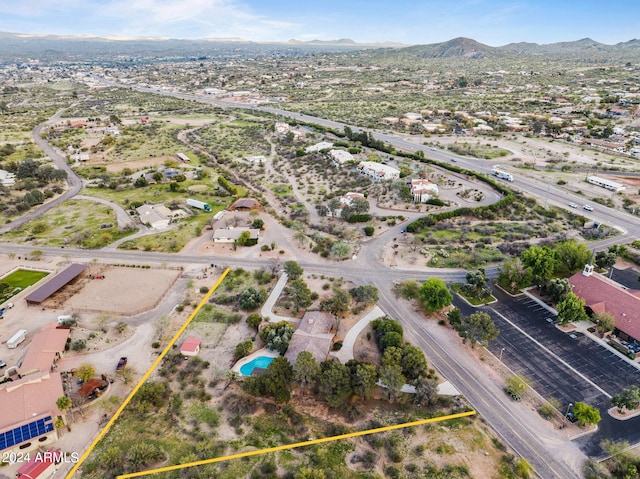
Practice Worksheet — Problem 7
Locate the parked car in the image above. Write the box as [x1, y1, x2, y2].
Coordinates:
[545, 317, 555, 323]
[116, 357, 128, 371]
[566, 411, 578, 423]
[0, 360, 6, 368]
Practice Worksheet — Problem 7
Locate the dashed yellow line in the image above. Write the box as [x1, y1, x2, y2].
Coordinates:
[65, 268, 230, 479]
[117, 410, 477, 478]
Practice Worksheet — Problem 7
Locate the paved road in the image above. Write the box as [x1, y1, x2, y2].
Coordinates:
[5, 81, 637, 477]
[0, 110, 84, 234]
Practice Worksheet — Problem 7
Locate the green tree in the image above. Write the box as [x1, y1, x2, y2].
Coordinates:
[293, 351, 320, 387]
[400, 345, 428, 381]
[546, 278, 571, 304]
[262, 357, 294, 403]
[259, 321, 294, 354]
[349, 285, 379, 305]
[556, 292, 588, 325]
[251, 218, 264, 229]
[611, 386, 640, 412]
[350, 197, 370, 215]
[327, 198, 341, 217]
[320, 287, 351, 317]
[497, 259, 533, 292]
[419, 277, 453, 313]
[394, 279, 421, 299]
[56, 396, 72, 413]
[234, 340, 254, 360]
[461, 312, 499, 347]
[521, 245, 556, 286]
[413, 378, 439, 407]
[285, 279, 313, 312]
[595, 250, 617, 270]
[238, 287, 267, 310]
[379, 331, 403, 351]
[283, 260, 304, 280]
[505, 375, 529, 399]
[465, 269, 487, 296]
[347, 361, 378, 400]
[75, 363, 96, 382]
[152, 172, 163, 182]
[572, 401, 601, 426]
[554, 240, 591, 276]
[379, 363, 406, 403]
[235, 230, 251, 247]
[363, 225, 375, 236]
[593, 311, 615, 335]
[246, 313, 263, 331]
[134, 175, 148, 187]
[319, 360, 352, 408]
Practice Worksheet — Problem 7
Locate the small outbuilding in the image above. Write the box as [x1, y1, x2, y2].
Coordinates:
[180, 338, 201, 357]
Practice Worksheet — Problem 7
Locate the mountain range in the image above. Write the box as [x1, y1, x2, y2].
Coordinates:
[1, 31, 639, 63]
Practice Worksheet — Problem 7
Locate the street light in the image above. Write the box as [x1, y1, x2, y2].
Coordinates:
[565, 402, 573, 417]
[499, 348, 505, 362]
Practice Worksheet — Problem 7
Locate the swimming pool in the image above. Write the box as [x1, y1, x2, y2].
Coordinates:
[240, 355, 275, 376]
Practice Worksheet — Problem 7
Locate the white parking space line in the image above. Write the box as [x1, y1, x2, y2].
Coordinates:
[490, 308, 612, 399]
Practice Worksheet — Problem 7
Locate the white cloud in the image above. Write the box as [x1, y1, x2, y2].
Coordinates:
[98, 0, 299, 39]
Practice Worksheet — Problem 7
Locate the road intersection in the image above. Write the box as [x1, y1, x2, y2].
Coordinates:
[6, 87, 640, 477]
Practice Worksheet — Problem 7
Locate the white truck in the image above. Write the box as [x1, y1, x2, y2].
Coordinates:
[7, 329, 27, 349]
[491, 167, 513, 182]
[186, 198, 212, 212]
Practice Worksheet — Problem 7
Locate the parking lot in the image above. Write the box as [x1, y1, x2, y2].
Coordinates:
[454, 286, 640, 457]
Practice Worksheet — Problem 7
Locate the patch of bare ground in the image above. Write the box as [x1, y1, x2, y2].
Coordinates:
[102, 156, 174, 173]
[60, 265, 181, 315]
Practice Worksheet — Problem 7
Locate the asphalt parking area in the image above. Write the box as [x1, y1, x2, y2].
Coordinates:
[454, 286, 640, 455]
[488, 291, 640, 406]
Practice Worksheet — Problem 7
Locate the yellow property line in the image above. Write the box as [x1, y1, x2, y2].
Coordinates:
[65, 268, 230, 479]
[118, 410, 477, 478]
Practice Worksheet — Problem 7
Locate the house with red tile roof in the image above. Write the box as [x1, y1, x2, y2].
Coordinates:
[568, 266, 640, 345]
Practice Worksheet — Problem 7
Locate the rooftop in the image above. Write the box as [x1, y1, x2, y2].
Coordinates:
[20, 323, 70, 375]
[569, 271, 640, 341]
[24, 264, 87, 305]
[0, 371, 63, 430]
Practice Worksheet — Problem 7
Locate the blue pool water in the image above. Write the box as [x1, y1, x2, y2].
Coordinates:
[240, 356, 275, 376]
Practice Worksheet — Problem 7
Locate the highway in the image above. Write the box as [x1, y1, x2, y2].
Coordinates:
[10, 80, 640, 478]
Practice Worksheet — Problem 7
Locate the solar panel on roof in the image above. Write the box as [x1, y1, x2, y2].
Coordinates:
[0, 416, 53, 450]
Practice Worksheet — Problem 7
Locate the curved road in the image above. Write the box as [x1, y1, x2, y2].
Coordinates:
[9, 80, 638, 478]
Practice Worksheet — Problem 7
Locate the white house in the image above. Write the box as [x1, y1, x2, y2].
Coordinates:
[136, 204, 171, 230]
[305, 141, 334, 153]
[212, 227, 260, 243]
[357, 161, 400, 181]
[410, 179, 439, 203]
[328, 149, 354, 166]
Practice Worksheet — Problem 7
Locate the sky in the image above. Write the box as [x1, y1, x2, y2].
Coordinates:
[1, 0, 638, 46]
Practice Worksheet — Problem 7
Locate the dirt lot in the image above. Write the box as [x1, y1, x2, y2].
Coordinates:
[103, 156, 174, 173]
[61, 265, 181, 315]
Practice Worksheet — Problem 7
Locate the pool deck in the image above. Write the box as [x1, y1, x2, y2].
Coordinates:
[232, 347, 280, 376]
